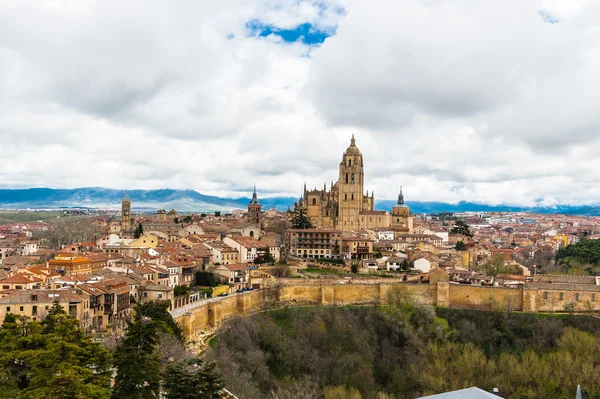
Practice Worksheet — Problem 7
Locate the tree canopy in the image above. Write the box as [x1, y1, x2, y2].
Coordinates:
[208, 287, 600, 398]
[449, 221, 472, 237]
[455, 241, 467, 251]
[556, 239, 600, 275]
[133, 223, 144, 239]
[290, 207, 313, 229]
[0, 302, 112, 399]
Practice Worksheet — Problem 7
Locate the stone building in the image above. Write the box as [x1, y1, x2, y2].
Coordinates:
[247, 185, 262, 227]
[121, 191, 131, 233]
[294, 136, 413, 232]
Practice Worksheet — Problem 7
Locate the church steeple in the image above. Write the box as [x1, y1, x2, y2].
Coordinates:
[249, 184, 259, 205]
[397, 186, 404, 205]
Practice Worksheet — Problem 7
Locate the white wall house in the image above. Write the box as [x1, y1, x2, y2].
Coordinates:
[414, 258, 431, 273]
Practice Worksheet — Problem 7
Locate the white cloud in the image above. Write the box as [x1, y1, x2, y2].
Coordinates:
[0, 0, 599, 207]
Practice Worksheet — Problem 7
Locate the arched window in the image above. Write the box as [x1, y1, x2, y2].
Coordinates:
[345, 173, 349, 184]
[250, 231, 254, 237]
[312, 198, 317, 206]
[348, 159, 352, 166]
[351, 173, 355, 184]
[344, 193, 347, 200]
[351, 193, 354, 200]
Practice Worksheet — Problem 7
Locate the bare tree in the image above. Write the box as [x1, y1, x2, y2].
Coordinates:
[36, 216, 101, 249]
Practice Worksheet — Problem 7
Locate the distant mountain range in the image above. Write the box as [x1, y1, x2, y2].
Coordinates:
[0, 188, 599, 216]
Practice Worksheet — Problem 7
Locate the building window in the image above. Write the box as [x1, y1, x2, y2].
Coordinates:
[345, 173, 349, 184]
[344, 194, 347, 201]
[576, 293, 579, 301]
[351, 173, 355, 183]
[158, 294, 163, 299]
[19, 306, 24, 312]
[32, 306, 37, 315]
[543, 292, 548, 300]
[312, 198, 317, 206]
[6, 307, 10, 313]
[351, 194, 354, 200]
[593, 294, 596, 302]
[348, 159, 351, 166]
[559, 292, 563, 300]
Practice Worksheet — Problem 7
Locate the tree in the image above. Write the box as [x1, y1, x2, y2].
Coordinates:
[112, 316, 163, 399]
[455, 241, 467, 251]
[0, 303, 112, 399]
[174, 285, 190, 297]
[324, 386, 362, 399]
[351, 263, 359, 273]
[449, 221, 472, 238]
[254, 250, 275, 265]
[214, 211, 221, 217]
[291, 207, 313, 229]
[112, 301, 184, 399]
[134, 223, 144, 239]
[35, 216, 101, 249]
[401, 258, 410, 271]
[477, 253, 521, 276]
[163, 357, 223, 399]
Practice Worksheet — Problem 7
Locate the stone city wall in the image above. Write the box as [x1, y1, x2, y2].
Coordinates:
[174, 279, 600, 339]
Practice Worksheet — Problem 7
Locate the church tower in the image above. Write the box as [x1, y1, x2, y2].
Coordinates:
[121, 190, 131, 232]
[248, 185, 262, 226]
[392, 186, 413, 232]
[338, 135, 367, 230]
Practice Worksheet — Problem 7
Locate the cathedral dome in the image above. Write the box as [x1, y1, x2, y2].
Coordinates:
[345, 134, 361, 155]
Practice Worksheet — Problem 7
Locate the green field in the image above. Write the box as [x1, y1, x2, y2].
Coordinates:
[0, 210, 63, 224]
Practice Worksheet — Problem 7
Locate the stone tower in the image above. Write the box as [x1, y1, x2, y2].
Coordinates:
[338, 135, 366, 230]
[392, 186, 413, 231]
[248, 185, 262, 226]
[121, 190, 131, 232]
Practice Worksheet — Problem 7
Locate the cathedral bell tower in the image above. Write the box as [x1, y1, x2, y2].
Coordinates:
[248, 185, 262, 227]
[338, 135, 365, 230]
[121, 190, 131, 233]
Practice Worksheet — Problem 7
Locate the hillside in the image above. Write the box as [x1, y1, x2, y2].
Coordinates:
[0, 188, 294, 213]
[207, 292, 600, 398]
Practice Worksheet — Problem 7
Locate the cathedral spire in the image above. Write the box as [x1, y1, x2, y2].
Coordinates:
[249, 184, 259, 205]
[397, 186, 404, 205]
[350, 133, 356, 147]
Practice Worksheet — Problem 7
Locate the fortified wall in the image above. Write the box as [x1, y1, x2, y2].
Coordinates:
[174, 278, 600, 339]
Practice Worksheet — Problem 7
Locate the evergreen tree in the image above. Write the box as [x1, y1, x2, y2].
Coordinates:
[0, 304, 112, 399]
[112, 301, 184, 399]
[455, 241, 467, 251]
[112, 317, 162, 399]
[134, 223, 144, 239]
[291, 207, 313, 229]
[449, 221, 472, 237]
[163, 357, 223, 399]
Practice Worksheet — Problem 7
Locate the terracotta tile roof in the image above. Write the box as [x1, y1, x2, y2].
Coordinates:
[0, 274, 42, 284]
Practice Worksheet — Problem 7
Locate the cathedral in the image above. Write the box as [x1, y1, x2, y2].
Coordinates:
[294, 136, 413, 232]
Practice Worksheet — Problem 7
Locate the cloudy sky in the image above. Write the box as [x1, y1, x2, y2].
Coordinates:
[1, 0, 599, 206]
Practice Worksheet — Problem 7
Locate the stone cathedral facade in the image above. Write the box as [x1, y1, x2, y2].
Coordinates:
[294, 136, 413, 232]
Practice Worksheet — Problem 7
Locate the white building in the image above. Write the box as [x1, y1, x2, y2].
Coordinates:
[414, 258, 431, 273]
